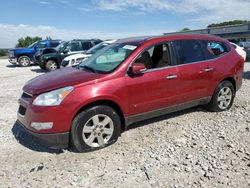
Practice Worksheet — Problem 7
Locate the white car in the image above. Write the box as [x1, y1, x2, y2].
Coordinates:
[230, 42, 246, 61]
[61, 40, 116, 67]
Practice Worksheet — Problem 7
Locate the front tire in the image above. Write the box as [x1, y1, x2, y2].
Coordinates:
[45, 60, 58, 71]
[207, 80, 235, 112]
[18, 56, 31, 67]
[70, 105, 121, 152]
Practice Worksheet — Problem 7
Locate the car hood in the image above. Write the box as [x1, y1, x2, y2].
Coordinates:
[11, 47, 31, 53]
[63, 53, 92, 61]
[23, 67, 103, 95]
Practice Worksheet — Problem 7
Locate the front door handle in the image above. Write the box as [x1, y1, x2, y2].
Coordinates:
[166, 75, 177, 79]
[204, 67, 214, 72]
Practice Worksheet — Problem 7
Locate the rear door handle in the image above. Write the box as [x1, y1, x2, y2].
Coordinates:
[204, 67, 214, 72]
[166, 75, 177, 79]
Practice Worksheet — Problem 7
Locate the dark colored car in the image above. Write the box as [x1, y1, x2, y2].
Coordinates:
[34, 48, 58, 63]
[8, 40, 62, 67]
[38, 39, 102, 71]
[239, 41, 250, 60]
[17, 35, 244, 152]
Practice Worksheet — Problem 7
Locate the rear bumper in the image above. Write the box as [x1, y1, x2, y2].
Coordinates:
[17, 120, 69, 149]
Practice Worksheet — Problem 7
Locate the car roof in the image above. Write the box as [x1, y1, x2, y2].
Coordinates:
[71, 39, 102, 42]
[116, 34, 226, 45]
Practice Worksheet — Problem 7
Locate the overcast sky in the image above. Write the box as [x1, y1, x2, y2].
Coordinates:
[0, 0, 250, 48]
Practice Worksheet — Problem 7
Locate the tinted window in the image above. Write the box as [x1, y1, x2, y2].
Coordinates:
[173, 40, 205, 64]
[93, 41, 102, 45]
[36, 42, 47, 48]
[201, 40, 229, 59]
[68, 42, 82, 51]
[82, 42, 92, 50]
[51, 41, 60, 48]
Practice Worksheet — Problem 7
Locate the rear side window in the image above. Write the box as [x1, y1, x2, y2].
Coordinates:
[82, 42, 92, 50]
[201, 40, 229, 59]
[173, 40, 205, 65]
[36, 42, 47, 48]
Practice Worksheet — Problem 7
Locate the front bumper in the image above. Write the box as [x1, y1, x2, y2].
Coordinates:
[9, 57, 18, 64]
[17, 93, 74, 149]
[17, 120, 69, 149]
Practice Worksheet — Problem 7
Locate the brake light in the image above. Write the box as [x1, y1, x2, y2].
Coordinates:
[239, 56, 245, 63]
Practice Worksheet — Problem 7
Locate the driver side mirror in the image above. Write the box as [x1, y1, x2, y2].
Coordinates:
[128, 63, 146, 76]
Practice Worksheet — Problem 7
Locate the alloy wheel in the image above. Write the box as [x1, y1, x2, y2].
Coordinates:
[82, 114, 114, 147]
[19, 57, 30, 66]
[217, 86, 232, 110]
[49, 62, 57, 70]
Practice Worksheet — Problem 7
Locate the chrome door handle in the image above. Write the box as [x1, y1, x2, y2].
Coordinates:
[166, 75, 177, 79]
[204, 67, 214, 72]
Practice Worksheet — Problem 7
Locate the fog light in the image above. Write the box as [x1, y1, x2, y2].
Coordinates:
[30, 122, 53, 130]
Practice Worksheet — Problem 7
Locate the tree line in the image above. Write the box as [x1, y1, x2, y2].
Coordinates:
[180, 20, 249, 32]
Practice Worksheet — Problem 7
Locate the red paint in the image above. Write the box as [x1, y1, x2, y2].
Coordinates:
[18, 35, 244, 134]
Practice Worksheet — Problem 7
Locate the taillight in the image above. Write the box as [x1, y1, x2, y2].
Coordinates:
[239, 56, 245, 63]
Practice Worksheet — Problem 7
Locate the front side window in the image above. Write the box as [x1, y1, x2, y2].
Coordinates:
[134, 43, 171, 69]
[79, 43, 138, 73]
[55, 41, 68, 52]
[173, 40, 205, 65]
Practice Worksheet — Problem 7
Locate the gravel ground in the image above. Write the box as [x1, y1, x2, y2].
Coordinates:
[0, 59, 249, 188]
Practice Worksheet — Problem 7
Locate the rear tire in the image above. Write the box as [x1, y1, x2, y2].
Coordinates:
[206, 80, 235, 112]
[45, 60, 58, 71]
[18, 56, 31, 67]
[70, 105, 121, 152]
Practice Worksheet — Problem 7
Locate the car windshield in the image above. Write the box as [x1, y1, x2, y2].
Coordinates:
[86, 42, 111, 54]
[28, 41, 38, 48]
[55, 41, 68, 52]
[79, 43, 138, 73]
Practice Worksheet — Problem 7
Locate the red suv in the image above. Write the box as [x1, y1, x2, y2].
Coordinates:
[17, 35, 244, 152]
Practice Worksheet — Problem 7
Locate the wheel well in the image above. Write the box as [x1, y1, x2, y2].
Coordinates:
[47, 58, 58, 64]
[221, 77, 236, 91]
[74, 100, 126, 133]
[17, 54, 31, 61]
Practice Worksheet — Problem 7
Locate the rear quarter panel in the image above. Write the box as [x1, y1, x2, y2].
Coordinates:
[209, 47, 244, 95]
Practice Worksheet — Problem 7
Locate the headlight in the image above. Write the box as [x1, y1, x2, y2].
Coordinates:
[33, 86, 74, 106]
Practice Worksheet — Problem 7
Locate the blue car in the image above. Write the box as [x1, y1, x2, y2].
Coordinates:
[8, 40, 62, 67]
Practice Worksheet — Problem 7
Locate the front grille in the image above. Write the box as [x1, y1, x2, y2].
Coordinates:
[8, 50, 14, 57]
[21, 92, 32, 102]
[18, 105, 26, 116]
[61, 60, 69, 67]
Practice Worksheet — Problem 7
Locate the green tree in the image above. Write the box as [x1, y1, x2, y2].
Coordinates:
[180, 28, 191, 32]
[0, 49, 7, 56]
[207, 20, 248, 28]
[15, 36, 42, 48]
